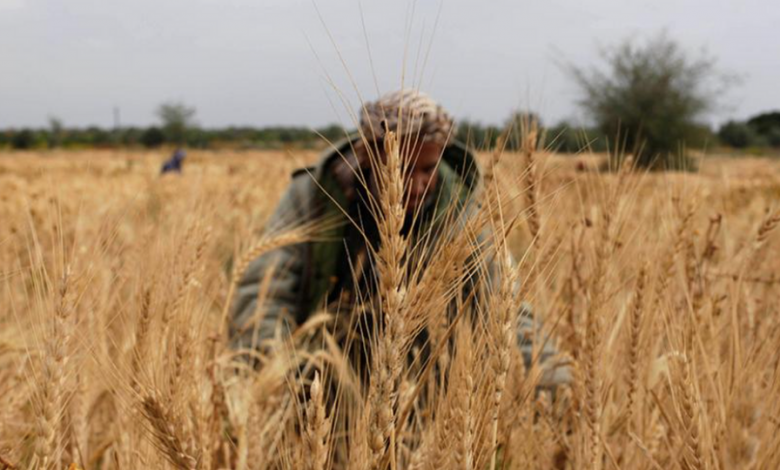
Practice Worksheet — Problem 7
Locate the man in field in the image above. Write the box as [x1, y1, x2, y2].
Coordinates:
[161, 148, 186, 174]
[229, 89, 569, 389]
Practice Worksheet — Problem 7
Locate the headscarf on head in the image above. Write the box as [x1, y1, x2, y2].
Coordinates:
[331, 90, 455, 199]
[359, 89, 455, 145]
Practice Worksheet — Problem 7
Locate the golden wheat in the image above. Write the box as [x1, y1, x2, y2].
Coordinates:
[2, 146, 780, 469]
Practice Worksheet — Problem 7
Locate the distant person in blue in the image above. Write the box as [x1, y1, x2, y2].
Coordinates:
[161, 148, 186, 174]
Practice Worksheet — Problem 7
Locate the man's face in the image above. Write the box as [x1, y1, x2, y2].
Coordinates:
[402, 140, 443, 213]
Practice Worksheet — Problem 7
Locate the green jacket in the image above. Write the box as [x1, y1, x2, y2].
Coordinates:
[230, 137, 569, 387]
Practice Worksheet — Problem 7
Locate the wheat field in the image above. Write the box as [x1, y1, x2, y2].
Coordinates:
[2, 142, 780, 470]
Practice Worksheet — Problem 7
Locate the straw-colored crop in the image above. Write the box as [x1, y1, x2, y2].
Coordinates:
[2, 138, 780, 470]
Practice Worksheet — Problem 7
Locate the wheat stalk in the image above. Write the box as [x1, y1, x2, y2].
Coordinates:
[626, 264, 647, 427]
[35, 269, 73, 470]
[141, 393, 200, 470]
[304, 372, 331, 470]
[8, 145, 780, 470]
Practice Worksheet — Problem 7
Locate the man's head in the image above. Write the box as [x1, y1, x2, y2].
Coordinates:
[357, 90, 455, 213]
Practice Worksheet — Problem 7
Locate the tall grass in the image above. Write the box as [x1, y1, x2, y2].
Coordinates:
[1, 145, 779, 469]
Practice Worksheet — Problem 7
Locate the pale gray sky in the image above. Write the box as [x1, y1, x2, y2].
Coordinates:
[0, 0, 777, 129]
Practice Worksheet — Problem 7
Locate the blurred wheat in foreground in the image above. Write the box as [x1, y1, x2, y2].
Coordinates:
[2, 145, 780, 470]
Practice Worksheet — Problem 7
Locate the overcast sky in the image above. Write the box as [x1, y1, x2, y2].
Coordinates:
[1, 0, 777, 129]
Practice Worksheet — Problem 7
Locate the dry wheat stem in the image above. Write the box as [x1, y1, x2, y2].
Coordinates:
[5, 148, 780, 470]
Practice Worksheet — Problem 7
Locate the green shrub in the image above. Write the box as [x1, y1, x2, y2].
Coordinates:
[718, 121, 758, 148]
[569, 33, 729, 170]
[11, 129, 37, 150]
[141, 127, 166, 148]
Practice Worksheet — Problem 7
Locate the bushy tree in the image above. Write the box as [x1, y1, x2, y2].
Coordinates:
[570, 34, 729, 170]
[718, 121, 761, 149]
[156, 101, 197, 145]
[747, 112, 780, 136]
[747, 111, 780, 147]
[47, 116, 64, 148]
[717, 112, 780, 150]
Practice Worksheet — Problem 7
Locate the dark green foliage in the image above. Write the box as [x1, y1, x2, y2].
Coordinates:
[455, 115, 609, 154]
[455, 120, 503, 150]
[718, 121, 762, 148]
[141, 127, 166, 148]
[185, 125, 349, 149]
[0, 123, 354, 150]
[747, 111, 780, 147]
[120, 127, 145, 147]
[766, 128, 780, 147]
[569, 34, 727, 170]
[718, 111, 780, 150]
[84, 126, 113, 147]
[11, 129, 36, 149]
[544, 123, 609, 154]
[747, 112, 780, 137]
[317, 123, 347, 144]
[544, 123, 579, 153]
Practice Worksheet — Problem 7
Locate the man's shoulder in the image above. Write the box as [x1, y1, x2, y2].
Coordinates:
[291, 135, 358, 179]
[441, 140, 481, 192]
[291, 166, 316, 179]
[285, 152, 354, 219]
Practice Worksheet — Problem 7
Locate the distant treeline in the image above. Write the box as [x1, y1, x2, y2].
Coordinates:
[717, 112, 780, 151]
[0, 120, 607, 152]
[457, 119, 613, 153]
[0, 124, 349, 151]
[2, 110, 779, 154]
[0, 119, 621, 153]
